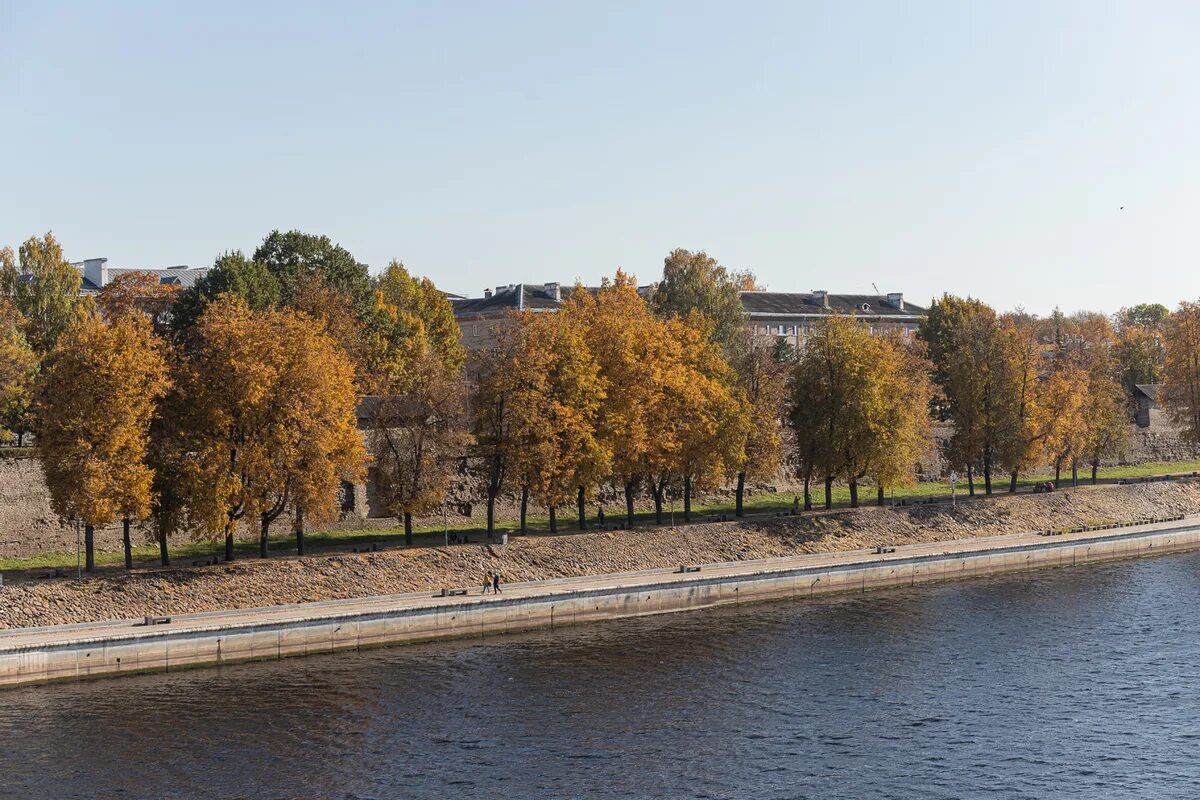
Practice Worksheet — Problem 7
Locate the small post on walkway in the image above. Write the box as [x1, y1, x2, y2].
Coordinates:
[950, 471, 958, 509]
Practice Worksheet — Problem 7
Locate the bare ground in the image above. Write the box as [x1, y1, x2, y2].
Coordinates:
[3, 480, 1199, 630]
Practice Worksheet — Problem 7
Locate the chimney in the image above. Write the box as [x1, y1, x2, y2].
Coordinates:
[544, 282, 561, 302]
[886, 292, 904, 310]
[811, 290, 829, 308]
[81, 257, 107, 290]
[484, 288, 493, 299]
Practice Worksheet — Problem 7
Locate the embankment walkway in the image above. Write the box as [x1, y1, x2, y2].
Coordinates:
[3, 516, 1199, 687]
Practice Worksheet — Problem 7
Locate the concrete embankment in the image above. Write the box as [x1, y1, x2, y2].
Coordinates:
[3, 516, 1199, 688]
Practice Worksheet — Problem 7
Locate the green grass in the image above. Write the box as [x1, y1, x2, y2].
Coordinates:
[4, 459, 1200, 574]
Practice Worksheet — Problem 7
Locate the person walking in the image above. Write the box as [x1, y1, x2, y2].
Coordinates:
[597, 506, 606, 528]
[483, 571, 492, 594]
[493, 572, 502, 594]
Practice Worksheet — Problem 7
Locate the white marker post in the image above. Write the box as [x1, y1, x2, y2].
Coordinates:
[949, 471, 958, 508]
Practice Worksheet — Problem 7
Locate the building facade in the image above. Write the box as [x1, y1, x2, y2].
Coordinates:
[451, 282, 927, 350]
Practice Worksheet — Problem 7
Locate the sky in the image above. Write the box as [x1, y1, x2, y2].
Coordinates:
[2, 1, 1198, 315]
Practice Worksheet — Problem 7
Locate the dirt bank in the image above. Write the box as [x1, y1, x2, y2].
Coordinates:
[3, 480, 1198, 630]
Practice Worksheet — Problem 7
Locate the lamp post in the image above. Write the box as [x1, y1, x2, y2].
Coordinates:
[950, 471, 958, 509]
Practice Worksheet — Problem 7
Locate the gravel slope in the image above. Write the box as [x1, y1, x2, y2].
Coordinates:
[3, 480, 1198, 630]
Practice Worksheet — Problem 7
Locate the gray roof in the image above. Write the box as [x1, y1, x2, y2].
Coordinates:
[453, 283, 575, 317]
[740, 291, 927, 318]
[1135, 384, 1164, 400]
[106, 266, 210, 289]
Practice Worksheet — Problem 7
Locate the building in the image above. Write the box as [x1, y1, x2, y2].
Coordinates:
[451, 282, 927, 350]
[740, 290, 927, 348]
[72, 257, 210, 294]
[1135, 384, 1164, 428]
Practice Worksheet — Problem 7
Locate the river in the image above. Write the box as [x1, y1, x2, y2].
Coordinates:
[3, 552, 1200, 799]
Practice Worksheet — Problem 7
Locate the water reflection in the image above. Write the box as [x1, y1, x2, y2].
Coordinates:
[3, 555, 1200, 799]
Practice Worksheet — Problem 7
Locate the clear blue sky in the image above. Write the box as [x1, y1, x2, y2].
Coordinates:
[2, 1, 1198, 314]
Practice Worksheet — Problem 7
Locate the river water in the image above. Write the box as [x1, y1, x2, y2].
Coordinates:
[3, 552, 1200, 799]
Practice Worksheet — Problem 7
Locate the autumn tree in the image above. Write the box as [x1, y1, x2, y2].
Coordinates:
[920, 295, 1005, 494]
[370, 356, 471, 546]
[0, 232, 86, 356]
[994, 313, 1043, 491]
[866, 335, 936, 505]
[0, 300, 37, 446]
[1031, 363, 1091, 486]
[561, 273, 664, 526]
[36, 314, 169, 571]
[1059, 312, 1128, 483]
[177, 295, 364, 560]
[652, 248, 751, 348]
[725, 328, 787, 516]
[509, 310, 609, 532]
[1162, 301, 1200, 447]
[96, 271, 181, 330]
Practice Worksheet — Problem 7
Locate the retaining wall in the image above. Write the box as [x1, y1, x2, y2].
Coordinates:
[3, 520, 1199, 688]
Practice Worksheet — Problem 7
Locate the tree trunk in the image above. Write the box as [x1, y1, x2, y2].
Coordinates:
[225, 529, 234, 561]
[1092, 460, 1099, 485]
[295, 505, 305, 556]
[803, 476, 812, 511]
[520, 485, 528, 534]
[1055, 459, 1062, 487]
[653, 485, 663, 525]
[735, 471, 746, 517]
[1009, 470, 1018, 494]
[624, 481, 635, 527]
[548, 506, 557, 533]
[824, 475, 833, 510]
[1071, 458, 1078, 488]
[84, 524, 95, 573]
[577, 486, 587, 531]
[983, 453, 993, 495]
[16, 430, 23, 447]
[877, 486, 885, 507]
[967, 465, 975, 496]
[122, 518, 133, 570]
[486, 486, 496, 537]
[158, 526, 169, 567]
[260, 513, 270, 558]
[404, 512, 413, 546]
[683, 475, 692, 522]
[849, 479, 859, 508]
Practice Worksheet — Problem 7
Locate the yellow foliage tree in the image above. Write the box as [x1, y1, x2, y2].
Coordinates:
[0, 300, 37, 446]
[560, 272, 664, 526]
[1162, 301, 1200, 447]
[1031, 363, 1091, 487]
[727, 328, 789, 516]
[177, 295, 365, 560]
[97, 271, 181, 330]
[36, 313, 169, 571]
[0, 232, 87, 355]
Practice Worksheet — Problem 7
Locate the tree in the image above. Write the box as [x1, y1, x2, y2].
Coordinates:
[0, 232, 85, 355]
[651, 248, 749, 348]
[96, 271, 181, 330]
[1031, 364, 1091, 486]
[0, 300, 37, 446]
[1061, 313, 1128, 483]
[726, 328, 787, 516]
[1162, 301, 1200, 447]
[254, 229, 373, 313]
[1114, 304, 1169, 403]
[866, 335, 936, 505]
[177, 295, 364, 560]
[994, 313, 1043, 491]
[35, 313, 169, 571]
[370, 356, 470, 546]
[561, 272, 662, 526]
[171, 251, 281, 334]
[507, 310, 609, 533]
[375, 261, 465, 373]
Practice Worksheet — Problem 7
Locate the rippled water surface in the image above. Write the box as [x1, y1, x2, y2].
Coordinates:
[4, 553, 1200, 799]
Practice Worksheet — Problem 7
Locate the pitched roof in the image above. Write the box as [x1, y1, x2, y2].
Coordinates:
[740, 291, 926, 318]
[1135, 384, 1164, 400]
